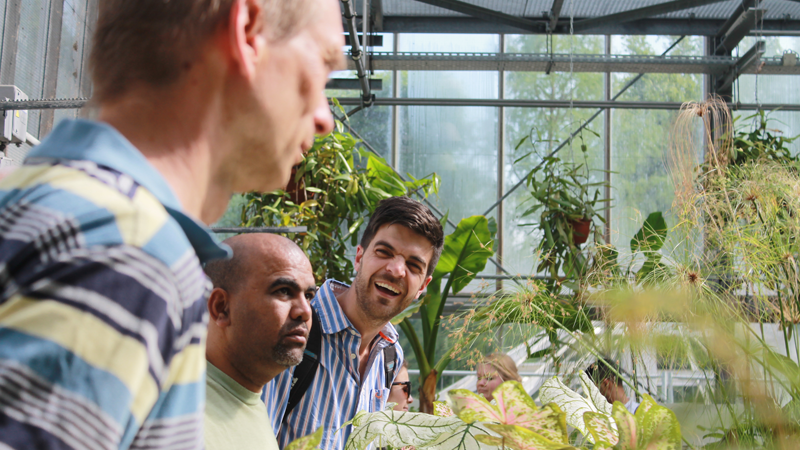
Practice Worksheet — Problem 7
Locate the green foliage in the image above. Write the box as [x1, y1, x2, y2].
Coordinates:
[539, 372, 613, 443]
[517, 131, 610, 293]
[343, 380, 682, 450]
[729, 110, 799, 168]
[396, 215, 497, 412]
[344, 409, 494, 450]
[285, 427, 323, 450]
[241, 118, 438, 284]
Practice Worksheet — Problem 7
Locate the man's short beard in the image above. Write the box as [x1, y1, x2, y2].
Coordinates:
[271, 320, 308, 367]
[354, 271, 415, 325]
[271, 343, 304, 367]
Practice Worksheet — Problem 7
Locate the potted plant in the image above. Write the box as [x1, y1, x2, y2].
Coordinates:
[516, 133, 610, 291]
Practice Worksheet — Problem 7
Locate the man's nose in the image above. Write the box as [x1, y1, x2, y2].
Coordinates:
[314, 90, 335, 136]
[292, 294, 313, 324]
[385, 256, 407, 278]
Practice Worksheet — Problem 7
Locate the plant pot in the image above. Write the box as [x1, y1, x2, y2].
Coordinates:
[568, 218, 592, 245]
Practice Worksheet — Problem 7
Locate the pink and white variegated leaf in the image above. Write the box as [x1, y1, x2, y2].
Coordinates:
[449, 389, 503, 424]
[634, 395, 681, 450]
[611, 402, 638, 450]
[583, 412, 618, 446]
[450, 382, 568, 444]
[477, 424, 578, 450]
[433, 401, 455, 418]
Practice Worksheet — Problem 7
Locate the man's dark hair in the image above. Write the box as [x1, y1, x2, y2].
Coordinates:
[585, 358, 623, 386]
[360, 197, 444, 277]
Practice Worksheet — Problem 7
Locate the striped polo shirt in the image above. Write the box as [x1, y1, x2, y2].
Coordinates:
[264, 279, 404, 450]
[0, 119, 230, 450]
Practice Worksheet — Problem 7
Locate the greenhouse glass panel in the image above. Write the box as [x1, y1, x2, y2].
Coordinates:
[15, 0, 51, 139]
[55, 0, 89, 127]
[611, 35, 704, 103]
[504, 34, 604, 101]
[610, 109, 700, 257]
[397, 33, 499, 100]
[398, 105, 498, 224]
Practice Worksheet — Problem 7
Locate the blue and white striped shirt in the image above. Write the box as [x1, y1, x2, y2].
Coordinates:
[264, 279, 403, 450]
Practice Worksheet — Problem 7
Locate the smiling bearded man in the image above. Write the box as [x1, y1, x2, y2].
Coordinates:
[264, 196, 444, 450]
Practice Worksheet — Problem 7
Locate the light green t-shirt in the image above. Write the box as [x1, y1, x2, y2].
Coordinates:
[204, 361, 279, 450]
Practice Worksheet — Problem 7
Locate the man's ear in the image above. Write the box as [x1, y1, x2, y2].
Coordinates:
[414, 275, 433, 300]
[354, 245, 365, 272]
[226, 0, 266, 80]
[207, 288, 232, 327]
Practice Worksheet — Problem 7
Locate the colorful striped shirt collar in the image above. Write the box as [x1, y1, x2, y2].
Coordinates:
[314, 279, 399, 344]
[27, 119, 231, 262]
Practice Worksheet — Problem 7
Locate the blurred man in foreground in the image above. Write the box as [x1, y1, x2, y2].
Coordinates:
[0, 0, 343, 448]
[204, 234, 315, 450]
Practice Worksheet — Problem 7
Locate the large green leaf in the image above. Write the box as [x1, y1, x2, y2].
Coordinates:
[433, 215, 496, 293]
[583, 412, 618, 446]
[612, 396, 681, 450]
[285, 427, 323, 450]
[426, 216, 496, 326]
[449, 382, 568, 444]
[630, 212, 668, 253]
[424, 421, 500, 450]
[538, 372, 614, 442]
[476, 424, 578, 450]
[343, 410, 489, 450]
[390, 298, 424, 325]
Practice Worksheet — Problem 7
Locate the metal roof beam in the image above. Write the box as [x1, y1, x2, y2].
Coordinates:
[715, 6, 766, 55]
[372, 0, 384, 31]
[382, 16, 800, 36]
[411, 0, 541, 33]
[326, 78, 384, 90]
[349, 51, 800, 75]
[572, 0, 729, 33]
[548, 0, 565, 32]
[715, 40, 766, 93]
[333, 96, 800, 111]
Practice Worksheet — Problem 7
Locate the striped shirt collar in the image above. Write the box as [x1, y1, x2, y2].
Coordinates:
[27, 119, 231, 263]
[313, 279, 399, 344]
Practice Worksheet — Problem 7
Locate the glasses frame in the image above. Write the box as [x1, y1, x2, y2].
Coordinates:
[391, 380, 412, 400]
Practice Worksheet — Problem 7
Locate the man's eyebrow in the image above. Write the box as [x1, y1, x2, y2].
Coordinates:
[270, 277, 301, 291]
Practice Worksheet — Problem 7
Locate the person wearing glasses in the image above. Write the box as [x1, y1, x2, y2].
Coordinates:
[388, 360, 414, 411]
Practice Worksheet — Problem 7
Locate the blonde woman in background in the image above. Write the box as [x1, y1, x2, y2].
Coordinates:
[476, 353, 522, 402]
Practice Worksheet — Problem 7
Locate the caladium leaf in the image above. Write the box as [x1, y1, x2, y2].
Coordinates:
[539, 372, 614, 442]
[583, 412, 618, 445]
[433, 401, 455, 417]
[612, 396, 681, 450]
[476, 424, 578, 450]
[425, 421, 500, 450]
[344, 410, 464, 450]
[285, 427, 323, 450]
[612, 402, 638, 450]
[450, 382, 568, 443]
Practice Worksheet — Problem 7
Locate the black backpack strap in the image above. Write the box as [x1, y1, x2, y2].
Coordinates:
[281, 308, 322, 424]
[382, 345, 397, 390]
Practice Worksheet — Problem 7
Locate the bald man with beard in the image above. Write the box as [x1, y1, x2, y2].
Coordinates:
[203, 234, 316, 450]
